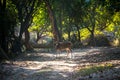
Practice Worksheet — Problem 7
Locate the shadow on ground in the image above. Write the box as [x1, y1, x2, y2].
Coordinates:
[74, 47, 120, 63]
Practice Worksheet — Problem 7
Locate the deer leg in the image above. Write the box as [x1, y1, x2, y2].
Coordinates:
[71, 49, 74, 59]
[58, 50, 61, 57]
[69, 49, 74, 59]
[66, 50, 69, 58]
[57, 50, 61, 57]
[56, 50, 59, 58]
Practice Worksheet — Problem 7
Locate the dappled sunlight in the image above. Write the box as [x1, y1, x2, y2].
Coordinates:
[13, 60, 77, 72]
[1, 47, 120, 80]
[74, 47, 120, 64]
[1, 0, 120, 80]
[74, 62, 120, 80]
[71, 47, 120, 80]
[2, 59, 76, 80]
[4, 51, 78, 80]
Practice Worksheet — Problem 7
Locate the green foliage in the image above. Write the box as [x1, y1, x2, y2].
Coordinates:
[113, 12, 120, 24]
[114, 26, 120, 39]
[29, 3, 50, 33]
[82, 31, 112, 46]
[29, 0, 120, 45]
[33, 4, 47, 26]
[2, 0, 120, 54]
[93, 34, 110, 46]
[81, 28, 90, 40]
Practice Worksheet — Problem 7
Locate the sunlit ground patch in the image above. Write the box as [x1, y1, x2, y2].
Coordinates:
[74, 63, 113, 77]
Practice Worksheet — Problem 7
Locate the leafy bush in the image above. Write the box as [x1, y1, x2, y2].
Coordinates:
[87, 34, 111, 46]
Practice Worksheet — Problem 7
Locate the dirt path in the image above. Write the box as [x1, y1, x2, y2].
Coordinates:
[1, 47, 120, 80]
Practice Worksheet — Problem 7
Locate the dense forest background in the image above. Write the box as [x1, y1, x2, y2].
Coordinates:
[0, 0, 120, 60]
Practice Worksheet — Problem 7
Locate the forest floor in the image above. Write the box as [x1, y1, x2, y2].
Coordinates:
[0, 47, 120, 80]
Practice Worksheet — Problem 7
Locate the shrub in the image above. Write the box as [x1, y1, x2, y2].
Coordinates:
[87, 34, 111, 47]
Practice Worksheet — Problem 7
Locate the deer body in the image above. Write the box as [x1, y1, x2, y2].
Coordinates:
[55, 41, 73, 58]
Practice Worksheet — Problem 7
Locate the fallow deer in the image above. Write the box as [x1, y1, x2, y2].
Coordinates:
[55, 41, 73, 58]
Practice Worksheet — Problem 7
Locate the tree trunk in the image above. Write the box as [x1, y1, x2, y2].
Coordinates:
[24, 29, 33, 51]
[68, 31, 71, 41]
[58, 8, 63, 41]
[89, 30, 96, 46]
[45, 0, 60, 43]
[89, 23, 96, 46]
[14, 0, 36, 52]
[87, 4, 96, 46]
[0, 0, 8, 53]
[75, 24, 82, 46]
[75, 25, 81, 42]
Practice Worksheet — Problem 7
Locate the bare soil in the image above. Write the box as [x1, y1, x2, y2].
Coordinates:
[0, 47, 120, 80]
